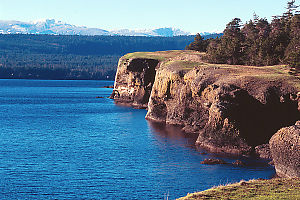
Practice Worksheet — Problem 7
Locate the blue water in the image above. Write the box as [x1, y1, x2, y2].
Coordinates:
[0, 79, 274, 199]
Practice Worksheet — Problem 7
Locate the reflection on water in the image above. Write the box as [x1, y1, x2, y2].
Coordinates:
[148, 120, 272, 169]
[148, 121, 198, 149]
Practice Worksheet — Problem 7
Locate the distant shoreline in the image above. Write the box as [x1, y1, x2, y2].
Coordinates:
[0, 78, 115, 81]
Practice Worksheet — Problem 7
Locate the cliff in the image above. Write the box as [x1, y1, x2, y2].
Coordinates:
[111, 50, 300, 156]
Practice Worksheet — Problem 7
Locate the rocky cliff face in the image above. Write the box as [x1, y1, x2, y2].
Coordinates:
[110, 56, 159, 108]
[111, 50, 300, 156]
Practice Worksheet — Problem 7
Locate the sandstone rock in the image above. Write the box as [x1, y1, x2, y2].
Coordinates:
[269, 121, 300, 178]
[255, 144, 272, 160]
[110, 57, 159, 108]
[201, 158, 227, 165]
[232, 160, 246, 166]
[268, 160, 274, 165]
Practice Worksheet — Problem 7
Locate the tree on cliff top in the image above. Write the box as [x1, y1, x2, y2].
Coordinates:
[284, 14, 300, 72]
[185, 33, 209, 52]
[207, 18, 244, 65]
[194, 0, 300, 72]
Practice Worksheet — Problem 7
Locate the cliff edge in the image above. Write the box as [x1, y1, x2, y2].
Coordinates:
[111, 50, 300, 156]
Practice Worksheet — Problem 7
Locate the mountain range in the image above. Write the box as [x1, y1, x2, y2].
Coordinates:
[0, 19, 218, 37]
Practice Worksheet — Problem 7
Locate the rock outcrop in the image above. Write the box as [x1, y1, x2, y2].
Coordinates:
[111, 50, 300, 155]
[269, 121, 300, 178]
[255, 144, 272, 160]
[201, 158, 227, 165]
[110, 56, 159, 108]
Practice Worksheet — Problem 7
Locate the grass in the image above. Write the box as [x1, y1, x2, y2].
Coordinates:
[123, 50, 188, 61]
[122, 50, 204, 61]
[121, 50, 300, 91]
[177, 178, 300, 200]
[162, 60, 200, 71]
[122, 51, 169, 61]
[198, 63, 300, 91]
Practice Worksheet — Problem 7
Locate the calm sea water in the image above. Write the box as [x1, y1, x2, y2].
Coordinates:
[0, 79, 274, 199]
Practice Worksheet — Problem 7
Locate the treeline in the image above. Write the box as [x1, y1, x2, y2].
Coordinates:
[0, 34, 220, 80]
[0, 34, 192, 80]
[187, 0, 300, 72]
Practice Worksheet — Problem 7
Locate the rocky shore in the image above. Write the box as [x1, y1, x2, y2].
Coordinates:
[110, 50, 300, 178]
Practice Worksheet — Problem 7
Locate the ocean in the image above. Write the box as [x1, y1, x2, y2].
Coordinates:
[0, 79, 274, 199]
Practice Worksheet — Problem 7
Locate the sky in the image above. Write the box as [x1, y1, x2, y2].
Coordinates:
[0, 0, 294, 33]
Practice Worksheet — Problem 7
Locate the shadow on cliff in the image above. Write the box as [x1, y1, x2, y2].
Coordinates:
[127, 58, 158, 105]
[111, 58, 158, 107]
[224, 87, 299, 147]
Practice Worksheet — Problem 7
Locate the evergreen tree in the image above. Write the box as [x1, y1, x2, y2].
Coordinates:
[186, 0, 300, 70]
[242, 14, 262, 65]
[207, 18, 244, 64]
[284, 13, 300, 72]
[242, 22, 255, 65]
[206, 38, 224, 63]
[185, 33, 209, 52]
[284, 0, 299, 18]
[254, 18, 273, 65]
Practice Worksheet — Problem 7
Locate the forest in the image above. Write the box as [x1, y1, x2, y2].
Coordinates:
[0, 33, 221, 80]
[186, 0, 299, 74]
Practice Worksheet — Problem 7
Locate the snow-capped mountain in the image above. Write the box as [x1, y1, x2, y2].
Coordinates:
[199, 31, 223, 36]
[0, 19, 110, 35]
[0, 19, 218, 37]
[111, 27, 190, 37]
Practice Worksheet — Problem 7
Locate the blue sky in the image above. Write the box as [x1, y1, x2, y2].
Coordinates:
[0, 0, 294, 33]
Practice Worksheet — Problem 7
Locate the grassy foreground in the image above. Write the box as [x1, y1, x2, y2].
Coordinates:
[178, 178, 300, 200]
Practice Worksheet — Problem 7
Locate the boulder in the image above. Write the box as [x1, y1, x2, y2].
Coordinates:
[269, 121, 300, 178]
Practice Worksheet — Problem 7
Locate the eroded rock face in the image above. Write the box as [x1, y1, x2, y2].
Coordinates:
[146, 64, 299, 155]
[269, 121, 300, 178]
[112, 51, 300, 155]
[110, 58, 159, 108]
[255, 144, 272, 160]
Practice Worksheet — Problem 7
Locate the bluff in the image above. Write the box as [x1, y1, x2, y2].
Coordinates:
[110, 50, 300, 156]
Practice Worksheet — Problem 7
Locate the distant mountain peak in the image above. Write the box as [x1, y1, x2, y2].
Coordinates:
[0, 19, 218, 37]
[0, 19, 110, 35]
[32, 18, 56, 24]
[111, 27, 191, 37]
